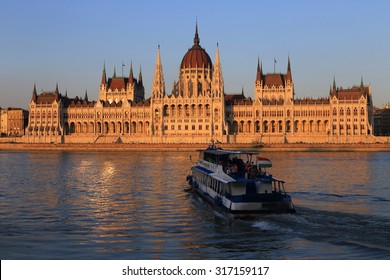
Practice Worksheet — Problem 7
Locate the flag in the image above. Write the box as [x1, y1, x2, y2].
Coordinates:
[274, 58, 277, 64]
[258, 157, 272, 168]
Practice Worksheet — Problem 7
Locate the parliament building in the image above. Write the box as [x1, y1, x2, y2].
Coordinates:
[25, 24, 374, 144]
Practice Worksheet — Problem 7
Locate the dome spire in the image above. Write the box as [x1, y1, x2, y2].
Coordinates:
[194, 19, 200, 46]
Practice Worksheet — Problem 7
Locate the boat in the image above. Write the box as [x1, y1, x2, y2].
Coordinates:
[186, 141, 295, 215]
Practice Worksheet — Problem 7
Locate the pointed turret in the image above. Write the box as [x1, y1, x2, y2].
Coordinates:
[129, 62, 134, 85]
[152, 45, 165, 98]
[113, 66, 117, 78]
[212, 43, 224, 96]
[360, 77, 366, 96]
[256, 57, 262, 82]
[84, 90, 88, 102]
[215, 42, 220, 66]
[101, 63, 107, 85]
[286, 56, 292, 81]
[54, 83, 60, 101]
[331, 77, 337, 97]
[31, 83, 37, 102]
[138, 66, 143, 86]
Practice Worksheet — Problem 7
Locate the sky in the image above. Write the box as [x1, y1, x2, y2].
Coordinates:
[0, 0, 389, 109]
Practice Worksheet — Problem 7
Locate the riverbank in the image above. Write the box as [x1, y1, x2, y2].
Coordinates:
[1, 142, 390, 152]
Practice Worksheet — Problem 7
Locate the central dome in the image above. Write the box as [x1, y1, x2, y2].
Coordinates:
[180, 24, 212, 70]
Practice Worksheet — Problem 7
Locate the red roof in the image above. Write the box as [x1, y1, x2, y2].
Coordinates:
[333, 86, 369, 100]
[36, 92, 59, 104]
[181, 45, 212, 69]
[108, 77, 127, 90]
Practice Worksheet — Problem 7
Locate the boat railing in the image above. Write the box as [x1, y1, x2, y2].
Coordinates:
[272, 179, 286, 195]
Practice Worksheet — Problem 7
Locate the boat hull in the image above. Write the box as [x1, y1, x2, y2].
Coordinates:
[188, 176, 295, 215]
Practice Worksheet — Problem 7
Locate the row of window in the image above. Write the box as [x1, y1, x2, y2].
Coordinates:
[227, 109, 332, 118]
[29, 121, 57, 125]
[30, 112, 57, 118]
[333, 118, 366, 123]
[191, 168, 225, 195]
[333, 107, 365, 116]
[163, 119, 210, 123]
[163, 124, 212, 131]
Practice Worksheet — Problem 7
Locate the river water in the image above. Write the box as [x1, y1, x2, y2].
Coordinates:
[0, 150, 389, 259]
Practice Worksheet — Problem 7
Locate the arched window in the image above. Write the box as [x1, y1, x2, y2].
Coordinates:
[286, 120, 291, 132]
[163, 105, 169, 116]
[214, 108, 219, 119]
[205, 104, 211, 117]
[263, 121, 269, 133]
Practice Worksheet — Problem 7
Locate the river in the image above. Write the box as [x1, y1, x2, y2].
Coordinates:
[0, 150, 389, 259]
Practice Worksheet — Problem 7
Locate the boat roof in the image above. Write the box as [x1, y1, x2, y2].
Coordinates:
[201, 149, 257, 156]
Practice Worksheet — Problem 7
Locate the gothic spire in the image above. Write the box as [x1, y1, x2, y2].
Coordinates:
[55, 82, 59, 93]
[333, 76, 336, 91]
[286, 56, 292, 81]
[256, 57, 262, 82]
[215, 42, 220, 66]
[129, 61, 134, 85]
[113, 65, 117, 78]
[212, 43, 224, 95]
[32, 83, 37, 102]
[152, 45, 165, 97]
[138, 66, 143, 86]
[101, 63, 107, 85]
[84, 90, 88, 102]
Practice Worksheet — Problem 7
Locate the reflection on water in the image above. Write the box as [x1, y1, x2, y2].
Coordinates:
[262, 152, 376, 216]
[0, 151, 389, 259]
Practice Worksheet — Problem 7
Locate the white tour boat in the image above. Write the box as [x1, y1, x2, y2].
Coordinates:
[186, 141, 295, 215]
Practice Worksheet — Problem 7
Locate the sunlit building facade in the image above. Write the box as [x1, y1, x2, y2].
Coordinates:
[25, 24, 374, 144]
[0, 107, 28, 137]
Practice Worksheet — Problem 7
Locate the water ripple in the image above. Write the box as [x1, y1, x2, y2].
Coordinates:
[1, 151, 389, 259]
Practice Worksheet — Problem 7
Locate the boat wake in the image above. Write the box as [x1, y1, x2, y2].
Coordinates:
[247, 206, 390, 259]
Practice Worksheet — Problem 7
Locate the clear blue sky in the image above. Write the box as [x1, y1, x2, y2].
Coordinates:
[1, 0, 389, 109]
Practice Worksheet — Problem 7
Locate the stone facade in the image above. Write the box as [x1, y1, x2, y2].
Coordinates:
[24, 24, 375, 144]
[0, 107, 28, 137]
[374, 104, 390, 136]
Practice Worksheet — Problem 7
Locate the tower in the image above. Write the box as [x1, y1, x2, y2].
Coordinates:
[99, 63, 107, 100]
[151, 45, 165, 99]
[254, 58, 263, 101]
[212, 43, 224, 97]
